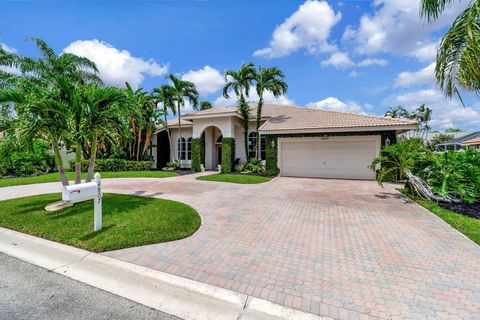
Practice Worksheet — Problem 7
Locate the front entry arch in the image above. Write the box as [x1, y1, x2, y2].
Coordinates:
[192, 126, 235, 173]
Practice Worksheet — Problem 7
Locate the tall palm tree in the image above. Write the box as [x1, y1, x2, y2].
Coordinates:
[415, 104, 433, 140]
[420, 0, 480, 99]
[80, 84, 126, 182]
[254, 66, 287, 159]
[0, 79, 71, 186]
[0, 38, 100, 186]
[151, 85, 177, 161]
[166, 74, 198, 166]
[223, 63, 257, 159]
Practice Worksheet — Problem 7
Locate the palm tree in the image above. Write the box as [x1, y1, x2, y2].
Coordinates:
[166, 74, 198, 166]
[223, 63, 257, 160]
[254, 66, 287, 159]
[416, 104, 432, 139]
[0, 38, 100, 186]
[0, 79, 71, 186]
[80, 84, 126, 182]
[384, 106, 411, 118]
[420, 0, 480, 98]
[200, 101, 213, 110]
[151, 85, 176, 161]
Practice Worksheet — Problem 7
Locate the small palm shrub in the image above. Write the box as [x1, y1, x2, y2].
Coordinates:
[237, 158, 264, 174]
[166, 160, 180, 170]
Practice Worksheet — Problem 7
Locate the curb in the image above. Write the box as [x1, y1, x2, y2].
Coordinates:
[0, 227, 330, 320]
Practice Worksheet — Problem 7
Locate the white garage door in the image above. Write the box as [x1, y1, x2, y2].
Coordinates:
[280, 136, 380, 180]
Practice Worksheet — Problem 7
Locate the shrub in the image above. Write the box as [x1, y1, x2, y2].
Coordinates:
[237, 158, 265, 174]
[166, 160, 180, 169]
[68, 159, 154, 172]
[0, 140, 55, 177]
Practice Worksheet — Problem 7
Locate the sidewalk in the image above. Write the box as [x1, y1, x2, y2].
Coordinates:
[0, 227, 328, 320]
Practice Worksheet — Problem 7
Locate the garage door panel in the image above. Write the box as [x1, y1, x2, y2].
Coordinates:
[280, 138, 378, 180]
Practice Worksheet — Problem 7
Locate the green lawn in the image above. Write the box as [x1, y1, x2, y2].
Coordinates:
[399, 189, 480, 245]
[0, 193, 200, 252]
[0, 171, 178, 188]
[196, 173, 271, 184]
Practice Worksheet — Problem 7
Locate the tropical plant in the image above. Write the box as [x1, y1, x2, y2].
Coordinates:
[200, 101, 213, 110]
[446, 127, 463, 132]
[80, 84, 127, 182]
[0, 38, 100, 186]
[254, 66, 287, 159]
[384, 106, 411, 118]
[166, 74, 198, 165]
[370, 138, 431, 185]
[223, 63, 257, 157]
[151, 85, 176, 161]
[424, 150, 480, 203]
[420, 0, 480, 99]
[123, 83, 162, 161]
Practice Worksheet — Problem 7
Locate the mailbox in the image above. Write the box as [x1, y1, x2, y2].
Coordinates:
[62, 182, 98, 203]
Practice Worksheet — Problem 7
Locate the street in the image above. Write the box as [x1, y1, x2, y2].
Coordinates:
[0, 253, 180, 320]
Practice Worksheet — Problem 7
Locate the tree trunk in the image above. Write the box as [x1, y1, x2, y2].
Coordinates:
[142, 126, 152, 156]
[256, 96, 264, 160]
[74, 142, 82, 184]
[164, 112, 174, 161]
[178, 101, 182, 167]
[239, 95, 249, 162]
[86, 131, 97, 183]
[136, 128, 142, 161]
[52, 142, 69, 187]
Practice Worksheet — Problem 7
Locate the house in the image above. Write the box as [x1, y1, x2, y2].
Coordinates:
[152, 104, 417, 180]
[435, 132, 480, 152]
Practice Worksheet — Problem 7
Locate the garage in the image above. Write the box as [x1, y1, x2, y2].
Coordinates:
[279, 136, 381, 180]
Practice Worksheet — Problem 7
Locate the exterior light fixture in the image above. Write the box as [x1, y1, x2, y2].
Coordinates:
[385, 137, 391, 146]
[271, 139, 275, 148]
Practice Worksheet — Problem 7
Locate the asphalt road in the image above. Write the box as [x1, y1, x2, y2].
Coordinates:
[0, 253, 181, 320]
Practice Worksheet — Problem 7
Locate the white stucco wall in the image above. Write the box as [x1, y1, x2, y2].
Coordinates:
[192, 116, 236, 138]
[150, 134, 157, 168]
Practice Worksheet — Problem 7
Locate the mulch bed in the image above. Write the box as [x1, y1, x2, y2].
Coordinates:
[439, 201, 480, 219]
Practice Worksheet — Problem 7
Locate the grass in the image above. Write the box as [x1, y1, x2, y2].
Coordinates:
[398, 188, 480, 245]
[196, 173, 271, 184]
[0, 171, 179, 188]
[0, 193, 201, 252]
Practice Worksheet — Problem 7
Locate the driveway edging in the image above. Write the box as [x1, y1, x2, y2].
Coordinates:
[0, 227, 330, 320]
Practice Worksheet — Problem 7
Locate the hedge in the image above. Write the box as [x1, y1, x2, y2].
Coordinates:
[221, 138, 235, 173]
[68, 159, 154, 172]
[191, 138, 201, 172]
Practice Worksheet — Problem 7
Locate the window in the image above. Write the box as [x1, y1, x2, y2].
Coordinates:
[187, 137, 192, 160]
[177, 137, 186, 160]
[248, 132, 266, 160]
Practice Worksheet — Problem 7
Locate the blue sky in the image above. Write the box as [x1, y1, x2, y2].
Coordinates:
[1, 0, 479, 130]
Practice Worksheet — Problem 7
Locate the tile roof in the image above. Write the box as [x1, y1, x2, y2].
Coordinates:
[182, 107, 238, 119]
[159, 104, 417, 133]
[256, 104, 417, 132]
[461, 137, 480, 145]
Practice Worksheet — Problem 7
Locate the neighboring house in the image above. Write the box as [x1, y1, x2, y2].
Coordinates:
[152, 104, 416, 180]
[435, 132, 480, 152]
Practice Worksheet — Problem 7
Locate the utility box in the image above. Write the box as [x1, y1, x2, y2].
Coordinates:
[62, 182, 98, 203]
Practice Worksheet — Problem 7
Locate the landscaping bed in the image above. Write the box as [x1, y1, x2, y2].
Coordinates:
[196, 173, 271, 184]
[0, 193, 201, 252]
[438, 201, 480, 220]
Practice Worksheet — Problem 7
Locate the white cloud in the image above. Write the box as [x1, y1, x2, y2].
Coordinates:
[63, 39, 168, 89]
[181, 65, 224, 96]
[357, 58, 388, 67]
[253, 0, 341, 58]
[307, 97, 365, 113]
[321, 51, 354, 68]
[348, 70, 359, 78]
[392, 89, 480, 130]
[215, 90, 294, 107]
[394, 62, 435, 88]
[344, 0, 467, 61]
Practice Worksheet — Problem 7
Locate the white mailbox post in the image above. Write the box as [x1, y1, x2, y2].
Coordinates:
[62, 173, 103, 231]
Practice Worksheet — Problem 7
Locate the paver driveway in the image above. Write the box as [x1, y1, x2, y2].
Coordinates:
[2, 174, 480, 319]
